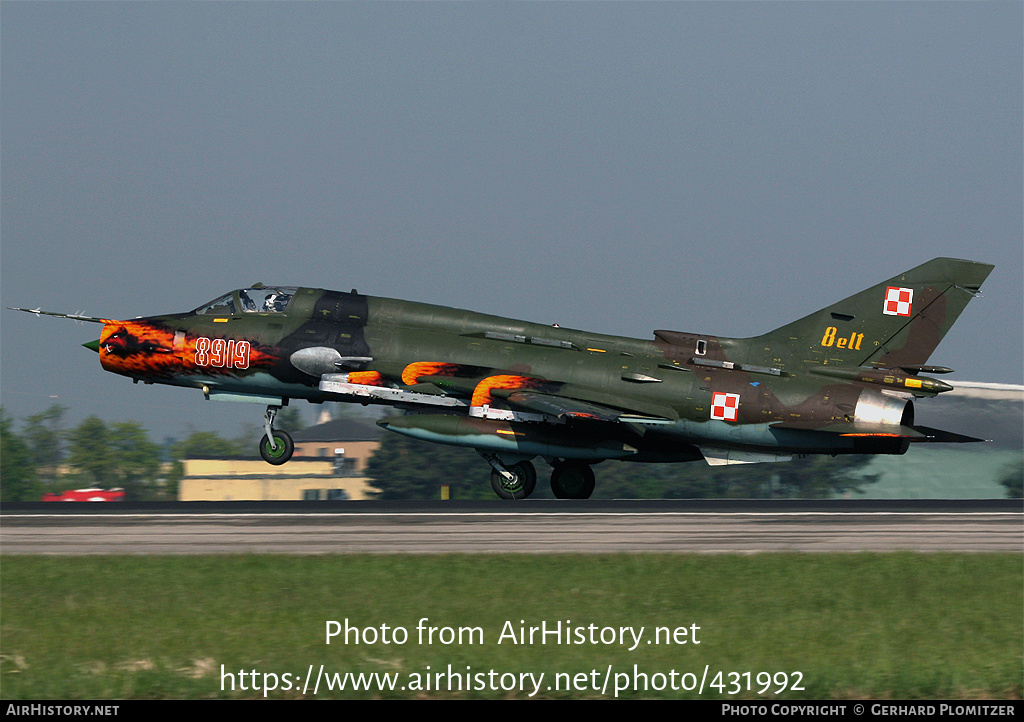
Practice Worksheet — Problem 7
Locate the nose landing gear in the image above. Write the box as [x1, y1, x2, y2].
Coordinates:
[259, 405, 294, 465]
[480, 453, 537, 499]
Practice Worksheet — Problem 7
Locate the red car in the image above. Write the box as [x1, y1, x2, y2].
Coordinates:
[41, 488, 125, 502]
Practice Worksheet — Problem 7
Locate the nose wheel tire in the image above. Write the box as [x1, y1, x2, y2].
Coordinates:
[550, 461, 595, 499]
[259, 430, 294, 465]
[490, 460, 537, 499]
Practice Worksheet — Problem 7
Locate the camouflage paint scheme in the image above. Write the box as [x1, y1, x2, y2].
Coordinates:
[12, 257, 995, 499]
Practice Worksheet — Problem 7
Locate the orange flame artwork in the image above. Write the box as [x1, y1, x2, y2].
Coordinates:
[471, 375, 550, 408]
[98, 321, 279, 379]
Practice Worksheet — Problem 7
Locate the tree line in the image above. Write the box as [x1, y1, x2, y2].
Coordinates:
[5, 404, 1018, 501]
[0, 405, 302, 502]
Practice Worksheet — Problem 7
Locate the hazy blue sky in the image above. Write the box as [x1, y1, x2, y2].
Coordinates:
[2, 2, 1021, 441]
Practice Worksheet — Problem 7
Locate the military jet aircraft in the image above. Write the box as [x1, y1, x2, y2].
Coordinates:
[11, 257, 993, 499]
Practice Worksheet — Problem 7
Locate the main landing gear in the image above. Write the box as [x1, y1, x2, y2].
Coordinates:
[481, 454, 595, 500]
[549, 461, 596, 500]
[259, 405, 294, 465]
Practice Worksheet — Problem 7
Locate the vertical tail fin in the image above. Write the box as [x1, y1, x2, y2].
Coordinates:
[749, 258, 994, 372]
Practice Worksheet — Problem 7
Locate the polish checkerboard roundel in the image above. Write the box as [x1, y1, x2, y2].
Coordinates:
[883, 286, 913, 316]
[711, 392, 740, 421]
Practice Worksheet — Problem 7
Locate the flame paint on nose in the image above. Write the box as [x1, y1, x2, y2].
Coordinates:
[97, 320, 178, 378]
[93, 320, 280, 379]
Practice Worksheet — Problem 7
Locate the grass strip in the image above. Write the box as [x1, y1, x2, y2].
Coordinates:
[1, 553, 1020, 699]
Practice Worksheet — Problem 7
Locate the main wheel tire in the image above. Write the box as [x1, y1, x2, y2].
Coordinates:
[259, 430, 294, 465]
[490, 460, 537, 500]
[550, 461, 595, 499]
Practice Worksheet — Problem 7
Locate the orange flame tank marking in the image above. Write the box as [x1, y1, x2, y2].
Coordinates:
[401, 362, 464, 386]
[345, 371, 386, 386]
[471, 375, 547, 408]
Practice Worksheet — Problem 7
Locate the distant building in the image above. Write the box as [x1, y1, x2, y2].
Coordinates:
[178, 458, 377, 501]
[178, 416, 382, 501]
[290, 417, 382, 474]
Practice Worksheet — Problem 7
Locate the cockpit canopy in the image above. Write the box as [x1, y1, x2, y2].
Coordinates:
[194, 286, 298, 316]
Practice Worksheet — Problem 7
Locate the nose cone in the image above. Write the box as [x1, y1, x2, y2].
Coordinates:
[83, 339, 101, 353]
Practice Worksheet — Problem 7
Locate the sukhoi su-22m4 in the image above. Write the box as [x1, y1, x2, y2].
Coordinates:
[12, 257, 993, 499]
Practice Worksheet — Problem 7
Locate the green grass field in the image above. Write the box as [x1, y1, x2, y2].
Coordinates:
[1, 554, 1020, 699]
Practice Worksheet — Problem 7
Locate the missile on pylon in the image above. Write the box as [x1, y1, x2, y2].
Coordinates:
[807, 365, 954, 396]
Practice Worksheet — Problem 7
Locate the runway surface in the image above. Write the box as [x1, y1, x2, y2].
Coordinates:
[2, 500, 1020, 554]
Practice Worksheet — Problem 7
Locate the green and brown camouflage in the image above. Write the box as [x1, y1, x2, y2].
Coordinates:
[10, 257, 994, 499]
